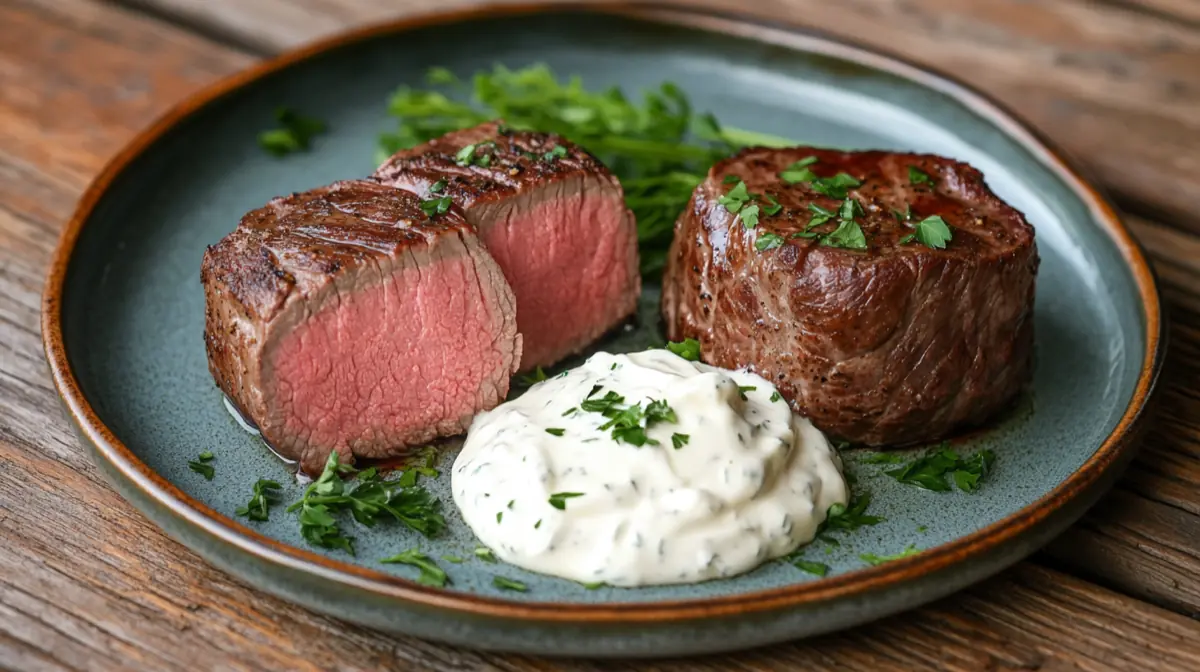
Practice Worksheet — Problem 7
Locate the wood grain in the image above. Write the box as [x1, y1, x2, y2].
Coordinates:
[1, 0, 1200, 669]
[118, 0, 1200, 235]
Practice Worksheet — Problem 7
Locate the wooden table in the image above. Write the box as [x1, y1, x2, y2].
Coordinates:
[3, 0, 1200, 669]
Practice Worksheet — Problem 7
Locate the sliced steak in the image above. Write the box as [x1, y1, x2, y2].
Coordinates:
[202, 179, 521, 475]
[662, 147, 1038, 447]
[374, 122, 640, 370]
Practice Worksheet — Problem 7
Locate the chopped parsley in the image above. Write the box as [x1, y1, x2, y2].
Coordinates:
[429, 179, 447, 193]
[755, 231, 785, 251]
[561, 407, 578, 417]
[534, 519, 542, 529]
[665, 338, 701, 361]
[545, 428, 566, 437]
[419, 195, 453, 218]
[762, 194, 783, 216]
[380, 549, 449, 587]
[792, 559, 829, 576]
[718, 180, 761, 228]
[188, 452, 215, 480]
[737, 385, 757, 400]
[474, 547, 497, 562]
[583, 390, 679, 447]
[287, 450, 445, 556]
[722, 174, 742, 184]
[860, 544, 920, 566]
[542, 145, 568, 162]
[235, 478, 283, 522]
[548, 492, 584, 510]
[821, 217, 868, 250]
[518, 366, 549, 387]
[671, 433, 690, 450]
[442, 555, 465, 564]
[908, 166, 934, 186]
[769, 391, 782, 403]
[258, 107, 327, 157]
[779, 156, 819, 183]
[492, 576, 528, 592]
[581, 581, 606, 590]
[496, 511, 503, 523]
[454, 143, 479, 165]
[883, 444, 996, 493]
[899, 215, 953, 249]
[820, 492, 885, 535]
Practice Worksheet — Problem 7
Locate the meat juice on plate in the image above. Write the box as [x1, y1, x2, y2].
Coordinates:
[452, 349, 848, 587]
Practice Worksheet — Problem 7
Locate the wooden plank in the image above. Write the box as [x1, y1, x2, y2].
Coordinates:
[119, 0, 1200, 234]
[1, 0, 1200, 669]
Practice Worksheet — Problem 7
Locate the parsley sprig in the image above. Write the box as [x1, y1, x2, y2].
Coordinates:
[580, 387, 678, 447]
[286, 451, 446, 555]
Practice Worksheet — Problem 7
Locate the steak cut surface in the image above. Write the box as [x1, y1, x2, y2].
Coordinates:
[202, 179, 520, 475]
[374, 122, 640, 370]
[662, 147, 1039, 447]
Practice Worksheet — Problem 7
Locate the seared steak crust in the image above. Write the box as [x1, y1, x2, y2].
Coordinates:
[374, 121, 618, 208]
[375, 121, 641, 368]
[202, 179, 520, 474]
[662, 147, 1038, 446]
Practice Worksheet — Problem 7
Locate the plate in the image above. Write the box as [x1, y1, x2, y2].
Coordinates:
[42, 3, 1164, 657]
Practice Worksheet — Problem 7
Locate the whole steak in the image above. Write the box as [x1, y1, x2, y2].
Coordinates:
[662, 147, 1038, 447]
[202, 179, 520, 475]
[375, 122, 640, 370]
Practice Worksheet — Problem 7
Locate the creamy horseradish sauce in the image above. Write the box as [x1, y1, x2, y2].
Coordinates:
[451, 349, 848, 587]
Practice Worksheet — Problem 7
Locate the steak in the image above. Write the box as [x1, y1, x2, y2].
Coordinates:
[374, 122, 640, 370]
[662, 147, 1038, 447]
[202, 179, 521, 475]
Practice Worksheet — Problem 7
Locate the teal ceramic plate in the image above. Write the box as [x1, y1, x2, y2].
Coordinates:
[44, 3, 1164, 657]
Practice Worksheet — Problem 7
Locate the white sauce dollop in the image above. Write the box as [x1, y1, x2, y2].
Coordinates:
[452, 350, 848, 587]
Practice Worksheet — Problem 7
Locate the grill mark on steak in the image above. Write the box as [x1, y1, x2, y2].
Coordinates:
[662, 147, 1038, 447]
[202, 179, 521, 475]
[374, 121, 640, 370]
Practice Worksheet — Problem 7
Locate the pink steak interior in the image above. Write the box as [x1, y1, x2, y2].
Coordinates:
[480, 192, 632, 368]
[270, 251, 508, 452]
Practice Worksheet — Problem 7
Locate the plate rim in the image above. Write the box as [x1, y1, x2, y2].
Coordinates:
[41, 0, 1165, 624]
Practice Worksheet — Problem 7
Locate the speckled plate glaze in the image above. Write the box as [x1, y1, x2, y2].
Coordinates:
[43, 3, 1164, 657]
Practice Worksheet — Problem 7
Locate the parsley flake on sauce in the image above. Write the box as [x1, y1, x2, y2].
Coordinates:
[671, 433, 690, 450]
[899, 215, 953, 249]
[545, 427, 566, 437]
[665, 338, 701, 361]
[769, 391, 782, 403]
[548, 492, 585, 510]
[736, 385, 757, 400]
[380, 548, 449, 587]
